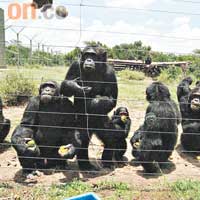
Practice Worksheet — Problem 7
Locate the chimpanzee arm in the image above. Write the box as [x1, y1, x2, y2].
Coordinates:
[89, 66, 118, 114]
[0, 119, 10, 142]
[11, 126, 40, 156]
[130, 126, 143, 147]
[124, 118, 131, 137]
[20, 96, 40, 129]
[112, 118, 131, 138]
[11, 97, 40, 155]
[61, 62, 91, 97]
[182, 122, 200, 133]
[177, 77, 192, 102]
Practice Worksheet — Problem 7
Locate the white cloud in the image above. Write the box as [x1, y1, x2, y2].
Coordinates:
[173, 16, 191, 26]
[105, 0, 156, 8]
[3, 1, 200, 55]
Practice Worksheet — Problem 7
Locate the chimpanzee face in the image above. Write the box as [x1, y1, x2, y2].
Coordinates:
[115, 107, 129, 123]
[81, 46, 107, 74]
[82, 53, 97, 73]
[40, 82, 58, 104]
[190, 93, 200, 112]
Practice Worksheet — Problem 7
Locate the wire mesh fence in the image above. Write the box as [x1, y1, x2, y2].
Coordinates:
[1, 1, 200, 199]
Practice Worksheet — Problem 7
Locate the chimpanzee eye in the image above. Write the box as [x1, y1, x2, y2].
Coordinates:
[120, 112, 128, 116]
[43, 84, 55, 89]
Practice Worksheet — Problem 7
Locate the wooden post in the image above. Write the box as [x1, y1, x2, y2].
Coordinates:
[0, 8, 6, 68]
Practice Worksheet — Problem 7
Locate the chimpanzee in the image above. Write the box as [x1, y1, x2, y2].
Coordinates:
[32, 0, 52, 12]
[0, 97, 10, 143]
[11, 81, 81, 175]
[177, 77, 200, 152]
[60, 46, 118, 170]
[130, 82, 180, 173]
[110, 107, 131, 162]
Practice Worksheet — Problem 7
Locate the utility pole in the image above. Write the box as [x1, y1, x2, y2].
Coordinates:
[11, 27, 25, 67]
[0, 8, 6, 68]
[23, 34, 37, 64]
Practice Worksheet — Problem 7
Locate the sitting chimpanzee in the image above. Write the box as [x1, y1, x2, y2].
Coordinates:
[109, 107, 131, 162]
[177, 77, 200, 153]
[0, 97, 10, 143]
[130, 82, 180, 173]
[61, 46, 118, 170]
[12, 81, 81, 175]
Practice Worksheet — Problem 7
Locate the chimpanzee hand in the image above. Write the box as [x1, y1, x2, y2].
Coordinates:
[24, 138, 40, 156]
[89, 95, 114, 113]
[73, 77, 92, 94]
[58, 144, 76, 159]
[61, 78, 92, 96]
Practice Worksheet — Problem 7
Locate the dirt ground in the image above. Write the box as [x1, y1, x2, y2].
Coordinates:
[1, 104, 200, 190]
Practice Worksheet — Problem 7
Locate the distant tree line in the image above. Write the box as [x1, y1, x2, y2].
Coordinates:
[5, 40, 200, 77]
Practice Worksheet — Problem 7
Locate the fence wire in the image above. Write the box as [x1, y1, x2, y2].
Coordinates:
[0, 1, 200, 197]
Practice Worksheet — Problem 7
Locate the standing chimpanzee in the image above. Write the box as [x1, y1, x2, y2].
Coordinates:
[0, 97, 10, 143]
[110, 107, 131, 162]
[11, 81, 81, 175]
[177, 77, 200, 153]
[60, 46, 118, 170]
[130, 82, 180, 173]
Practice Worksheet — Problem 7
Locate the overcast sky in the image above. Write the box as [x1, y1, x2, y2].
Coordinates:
[1, 0, 200, 54]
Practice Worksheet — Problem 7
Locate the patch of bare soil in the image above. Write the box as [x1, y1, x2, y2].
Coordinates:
[1, 105, 200, 190]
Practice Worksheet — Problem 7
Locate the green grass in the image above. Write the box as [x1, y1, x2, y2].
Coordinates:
[0, 67, 196, 200]
[117, 70, 145, 81]
[0, 180, 135, 200]
[170, 179, 200, 200]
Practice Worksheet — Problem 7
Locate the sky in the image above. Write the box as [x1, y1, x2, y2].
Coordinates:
[1, 0, 200, 54]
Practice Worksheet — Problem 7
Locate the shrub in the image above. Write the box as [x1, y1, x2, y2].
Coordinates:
[158, 66, 182, 83]
[0, 71, 37, 106]
[118, 70, 145, 81]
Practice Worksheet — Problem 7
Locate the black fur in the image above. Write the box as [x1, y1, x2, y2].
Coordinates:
[11, 81, 81, 173]
[0, 97, 10, 142]
[130, 82, 180, 173]
[177, 77, 200, 151]
[110, 107, 131, 162]
[32, 0, 52, 9]
[60, 46, 118, 170]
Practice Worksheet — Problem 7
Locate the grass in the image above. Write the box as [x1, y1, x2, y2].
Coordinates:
[0, 67, 196, 200]
[117, 70, 145, 81]
[0, 180, 135, 200]
[170, 179, 200, 200]
[3, 179, 200, 199]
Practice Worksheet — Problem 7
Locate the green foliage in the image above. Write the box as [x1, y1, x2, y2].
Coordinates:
[111, 41, 151, 60]
[189, 62, 200, 79]
[118, 70, 145, 81]
[158, 66, 182, 83]
[171, 180, 200, 200]
[0, 71, 37, 106]
[94, 181, 130, 191]
[64, 47, 81, 65]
